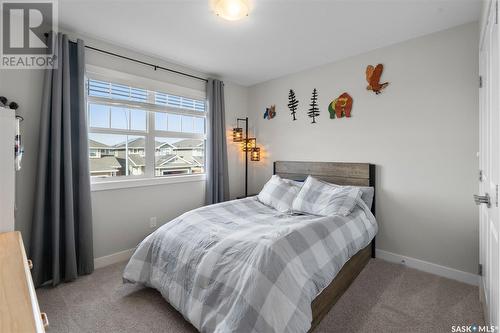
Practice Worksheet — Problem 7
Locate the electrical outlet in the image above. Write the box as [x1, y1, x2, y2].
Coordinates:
[149, 217, 157, 229]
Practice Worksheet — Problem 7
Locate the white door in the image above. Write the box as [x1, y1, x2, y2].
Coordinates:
[478, 0, 500, 328]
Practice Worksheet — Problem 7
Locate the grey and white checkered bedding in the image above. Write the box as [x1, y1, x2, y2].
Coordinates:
[292, 176, 362, 217]
[123, 196, 377, 333]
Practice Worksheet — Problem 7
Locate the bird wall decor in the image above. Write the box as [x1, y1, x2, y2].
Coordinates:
[366, 64, 389, 94]
[263, 105, 276, 120]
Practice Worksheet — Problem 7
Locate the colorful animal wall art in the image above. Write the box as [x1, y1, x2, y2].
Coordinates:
[308, 88, 320, 124]
[366, 64, 389, 94]
[263, 105, 276, 120]
[328, 92, 353, 119]
[288, 89, 299, 121]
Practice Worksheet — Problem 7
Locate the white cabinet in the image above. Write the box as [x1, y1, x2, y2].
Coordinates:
[0, 107, 15, 232]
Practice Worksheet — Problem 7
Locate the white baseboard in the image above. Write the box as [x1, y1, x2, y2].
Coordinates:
[94, 248, 135, 269]
[376, 249, 479, 286]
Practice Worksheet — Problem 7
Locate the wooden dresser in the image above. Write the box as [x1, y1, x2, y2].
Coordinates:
[0, 231, 48, 332]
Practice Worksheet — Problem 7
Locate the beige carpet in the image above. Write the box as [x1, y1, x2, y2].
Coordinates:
[37, 259, 484, 333]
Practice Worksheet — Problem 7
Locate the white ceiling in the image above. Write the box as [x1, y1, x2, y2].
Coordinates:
[59, 0, 482, 86]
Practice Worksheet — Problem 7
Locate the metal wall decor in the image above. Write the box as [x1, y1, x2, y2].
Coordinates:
[308, 88, 320, 124]
[288, 89, 299, 121]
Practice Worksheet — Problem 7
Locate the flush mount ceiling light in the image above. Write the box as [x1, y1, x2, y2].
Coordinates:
[213, 0, 249, 21]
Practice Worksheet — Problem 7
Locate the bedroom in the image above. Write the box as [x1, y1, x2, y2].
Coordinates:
[0, 0, 496, 332]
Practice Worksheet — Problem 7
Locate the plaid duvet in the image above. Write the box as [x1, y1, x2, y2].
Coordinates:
[123, 196, 377, 333]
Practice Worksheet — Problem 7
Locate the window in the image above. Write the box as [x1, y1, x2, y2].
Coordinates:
[86, 73, 206, 184]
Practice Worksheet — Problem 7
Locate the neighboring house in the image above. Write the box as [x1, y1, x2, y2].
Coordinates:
[89, 156, 122, 177]
[89, 140, 122, 177]
[157, 142, 175, 156]
[172, 139, 205, 174]
[155, 154, 200, 176]
[89, 139, 115, 159]
[89, 137, 204, 178]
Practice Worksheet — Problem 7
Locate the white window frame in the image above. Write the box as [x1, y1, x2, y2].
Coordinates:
[86, 66, 207, 191]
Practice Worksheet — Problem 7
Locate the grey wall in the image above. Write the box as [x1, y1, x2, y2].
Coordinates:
[247, 23, 479, 274]
[1, 23, 479, 273]
[0, 69, 44, 246]
[0, 33, 247, 258]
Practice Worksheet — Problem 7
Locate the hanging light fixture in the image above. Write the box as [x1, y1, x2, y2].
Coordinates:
[232, 127, 243, 142]
[250, 147, 260, 161]
[213, 0, 250, 21]
[241, 138, 256, 152]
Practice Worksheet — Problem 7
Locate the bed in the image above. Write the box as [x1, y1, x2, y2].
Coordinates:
[273, 161, 376, 332]
[123, 161, 377, 333]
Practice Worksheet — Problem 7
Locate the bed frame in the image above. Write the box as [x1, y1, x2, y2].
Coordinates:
[273, 161, 376, 332]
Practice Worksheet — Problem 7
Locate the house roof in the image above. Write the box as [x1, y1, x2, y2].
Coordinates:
[89, 139, 111, 149]
[117, 154, 193, 169]
[114, 137, 146, 149]
[127, 154, 145, 167]
[173, 139, 204, 149]
[156, 154, 176, 167]
[191, 156, 204, 166]
[157, 142, 175, 149]
[89, 156, 121, 172]
[114, 138, 177, 149]
[155, 155, 195, 169]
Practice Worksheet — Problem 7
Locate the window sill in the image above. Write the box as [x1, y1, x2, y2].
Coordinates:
[91, 174, 206, 192]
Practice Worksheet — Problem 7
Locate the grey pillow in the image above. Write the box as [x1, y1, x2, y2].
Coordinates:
[359, 187, 375, 210]
[329, 184, 374, 209]
[286, 177, 374, 209]
[292, 176, 362, 216]
[258, 175, 301, 213]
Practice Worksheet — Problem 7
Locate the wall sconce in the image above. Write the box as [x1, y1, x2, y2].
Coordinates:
[250, 147, 261, 161]
[241, 138, 256, 152]
[232, 127, 243, 142]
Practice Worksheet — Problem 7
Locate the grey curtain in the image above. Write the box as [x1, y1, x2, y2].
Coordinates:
[30, 33, 93, 287]
[205, 79, 229, 204]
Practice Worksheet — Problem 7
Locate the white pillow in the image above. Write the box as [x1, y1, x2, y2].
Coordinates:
[257, 175, 301, 213]
[292, 176, 362, 216]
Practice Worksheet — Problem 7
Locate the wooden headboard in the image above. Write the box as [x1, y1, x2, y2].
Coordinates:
[273, 161, 376, 214]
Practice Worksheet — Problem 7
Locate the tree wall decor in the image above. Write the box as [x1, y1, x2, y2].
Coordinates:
[288, 89, 299, 121]
[308, 88, 320, 124]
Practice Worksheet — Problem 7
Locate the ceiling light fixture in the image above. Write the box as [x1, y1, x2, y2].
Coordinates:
[214, 0, 249, 21]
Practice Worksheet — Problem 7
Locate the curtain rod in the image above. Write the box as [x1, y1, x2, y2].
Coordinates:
[85, 45, 208, 83]
[44, 33, 208, 83]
